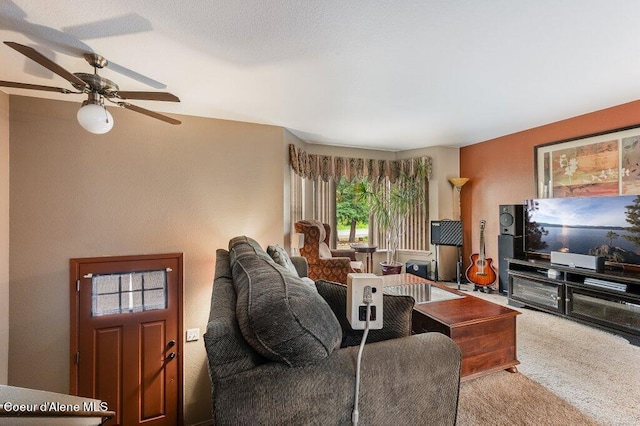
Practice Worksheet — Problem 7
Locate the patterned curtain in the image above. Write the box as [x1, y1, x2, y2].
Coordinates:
[313, 178, 336, 246]
[290, 168, 304, 227]
[288, 144, 432, 182]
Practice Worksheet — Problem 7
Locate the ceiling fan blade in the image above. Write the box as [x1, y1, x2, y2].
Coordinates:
[119, 103, 181, 125]
[4, 41, 88, 89]
[116, 91, 180, 102]
[0, 80, 74, 94]
[106, 61, 167, 89]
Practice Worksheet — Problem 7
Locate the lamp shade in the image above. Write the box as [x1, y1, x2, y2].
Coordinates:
[448, 177, 470, 188]
[77, 103, 114, 134]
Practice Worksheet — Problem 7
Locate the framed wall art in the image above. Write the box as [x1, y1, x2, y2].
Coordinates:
[535, 125, 640, 198]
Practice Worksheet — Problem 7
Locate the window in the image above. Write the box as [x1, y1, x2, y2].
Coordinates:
[91, 270, 168, 316]
[336, 176, 370, 249]
[291, 175, 429, 251]
[372, 177, 430, 252]
[288, 145, 432, 251]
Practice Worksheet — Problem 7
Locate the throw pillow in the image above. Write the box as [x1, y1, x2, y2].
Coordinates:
[267, 244, 299, 276]
[232, 249, 342, 366]
[300, 276, 316, 287]
[315, 279, 415, 347]
[228, 235, 272, 267]
[318, 242, 333, 259]
[350, 261, 364, 272]
[267, 244, 317, 290]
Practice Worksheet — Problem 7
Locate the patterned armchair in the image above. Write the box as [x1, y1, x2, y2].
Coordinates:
[294, 220, 363, 284]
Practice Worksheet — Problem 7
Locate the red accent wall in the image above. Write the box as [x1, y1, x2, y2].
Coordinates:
[459, 100, 640, 275]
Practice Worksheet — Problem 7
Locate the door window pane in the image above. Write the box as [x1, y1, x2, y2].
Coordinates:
[92, 270, 167, 316]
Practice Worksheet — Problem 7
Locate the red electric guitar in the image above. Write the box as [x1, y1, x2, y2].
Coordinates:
[465, 220, 497, 288]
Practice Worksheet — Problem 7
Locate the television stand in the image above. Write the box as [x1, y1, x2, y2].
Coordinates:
[507, 258, 640, 341]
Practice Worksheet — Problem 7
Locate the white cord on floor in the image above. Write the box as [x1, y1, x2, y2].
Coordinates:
[352, 289, 372, 426]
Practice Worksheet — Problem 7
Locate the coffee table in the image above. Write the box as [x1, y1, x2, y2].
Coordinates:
[382, 274, 520, 381]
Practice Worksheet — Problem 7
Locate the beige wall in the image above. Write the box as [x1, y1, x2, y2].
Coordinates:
[0, 90, 9, 384]
[7, 95, 457, 425]
[8, 95, 290, 424]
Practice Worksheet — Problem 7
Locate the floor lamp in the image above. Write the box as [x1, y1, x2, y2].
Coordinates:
[448, 177, 469, 289]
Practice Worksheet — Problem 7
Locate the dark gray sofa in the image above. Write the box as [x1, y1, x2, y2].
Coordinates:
[204, 236, 461, 425]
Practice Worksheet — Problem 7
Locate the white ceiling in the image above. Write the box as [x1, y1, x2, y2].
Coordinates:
[2, 0, 640, 151]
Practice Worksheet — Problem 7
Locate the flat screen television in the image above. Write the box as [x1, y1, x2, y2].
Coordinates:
[524, 195, 640, 266]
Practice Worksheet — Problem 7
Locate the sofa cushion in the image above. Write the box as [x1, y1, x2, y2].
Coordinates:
[204, 250, 266, 380]
[232, 244, 342, 366]
[315, 279, 415, 347]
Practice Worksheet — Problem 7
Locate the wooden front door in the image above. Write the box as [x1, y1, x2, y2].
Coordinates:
[70, 253, 183, 425]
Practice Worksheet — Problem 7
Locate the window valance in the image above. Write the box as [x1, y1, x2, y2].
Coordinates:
[288, 144, 432, 183]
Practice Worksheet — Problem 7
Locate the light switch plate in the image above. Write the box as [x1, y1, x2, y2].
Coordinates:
[186, 328, 200, 342]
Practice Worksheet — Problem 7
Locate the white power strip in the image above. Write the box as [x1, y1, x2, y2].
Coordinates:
[346, 273, 383, 330]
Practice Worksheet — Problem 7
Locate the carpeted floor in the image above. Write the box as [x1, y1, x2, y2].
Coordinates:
[458, 370, 601, 425]
[454, 285, 640, 426]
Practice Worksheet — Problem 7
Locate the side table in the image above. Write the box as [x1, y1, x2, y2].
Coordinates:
[350, 244, 377, 273]
[381, 274, 520, 381]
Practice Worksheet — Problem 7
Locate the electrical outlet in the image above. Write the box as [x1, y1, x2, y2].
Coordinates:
[346, 273, 383, 330]
[186, 328, 200, 342]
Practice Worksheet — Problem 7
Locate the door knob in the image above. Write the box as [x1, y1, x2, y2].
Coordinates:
[166, 352, 176, 361]
[168, 340, 176, 348]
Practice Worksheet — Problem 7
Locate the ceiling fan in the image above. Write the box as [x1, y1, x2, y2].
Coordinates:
[0, 41, 181, 134]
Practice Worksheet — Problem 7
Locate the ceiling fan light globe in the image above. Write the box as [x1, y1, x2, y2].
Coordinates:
[77, 103, 114, 134]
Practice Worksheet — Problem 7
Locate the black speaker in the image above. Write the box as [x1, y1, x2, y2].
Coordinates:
[406, 259, 430, 279]
[499, 204, 524, 236]
[430, 220, 462, 246]
[498, 234, 524, 294]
